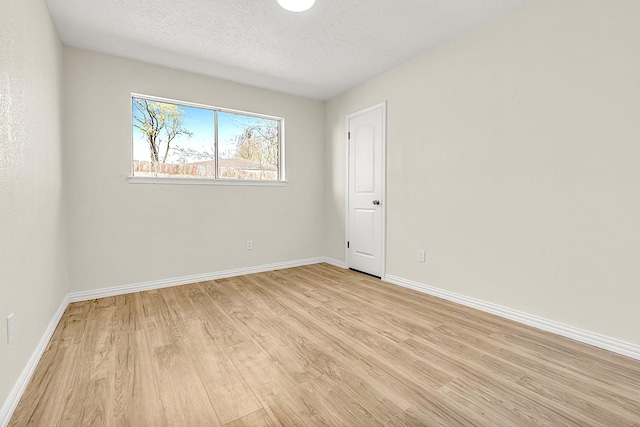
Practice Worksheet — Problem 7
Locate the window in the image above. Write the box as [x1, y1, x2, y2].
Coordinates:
[131, 94, 284, 183]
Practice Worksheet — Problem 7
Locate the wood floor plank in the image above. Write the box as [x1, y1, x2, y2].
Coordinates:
[137, 289, 179, 348]
[435, 322, 640, 415]
[60, 377, 113, 427]
[225, 340, 301, 406]
[491, 329, 640, 392]
[516, 374, 640, 426]
[112, 293, 142, 334]
[442, 374, 597, 427]
[222, 409, 277, 427]
[186, 321, 262, 424]
[404, 335, 617, 426]
[266, 382, 337, 427]
[153, 341, 221, 426]
[383, 406, 452, 427]
[9, 264, 640, 426]
[438, 378, 566, 427]
[112, 330, 167, 426]
[83, 306, 117, 383]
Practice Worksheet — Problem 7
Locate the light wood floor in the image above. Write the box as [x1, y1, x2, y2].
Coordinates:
[10, 264, 640, 426]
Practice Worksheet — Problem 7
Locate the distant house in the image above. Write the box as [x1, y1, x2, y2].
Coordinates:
[216, 157, 278, 180]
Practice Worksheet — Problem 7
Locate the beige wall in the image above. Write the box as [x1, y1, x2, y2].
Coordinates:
[325, 0, 640, 346]
[63, 48, 326, 292]
[0, 0, 68, 406]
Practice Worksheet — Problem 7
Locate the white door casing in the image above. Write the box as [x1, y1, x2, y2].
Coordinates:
[347, 102, 386, 277]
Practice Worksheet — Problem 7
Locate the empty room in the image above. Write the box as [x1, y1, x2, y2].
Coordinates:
[1, 0, 639, 425]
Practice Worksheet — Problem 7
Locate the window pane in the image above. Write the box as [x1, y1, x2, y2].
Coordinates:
[218, 111, 279, 180]
[132, 98, 215, 178]
[131, 96, 283, 182]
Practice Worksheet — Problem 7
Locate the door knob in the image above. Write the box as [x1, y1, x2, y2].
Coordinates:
[372, 200, 380, 205]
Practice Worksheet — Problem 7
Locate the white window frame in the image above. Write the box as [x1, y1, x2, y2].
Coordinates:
[128, 93, 286, 186]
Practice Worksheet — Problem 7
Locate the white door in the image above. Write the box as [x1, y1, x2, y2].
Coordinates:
[347, 103, 385, 277]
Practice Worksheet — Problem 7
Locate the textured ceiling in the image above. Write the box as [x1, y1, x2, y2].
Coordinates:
[45, 0, 531, 100]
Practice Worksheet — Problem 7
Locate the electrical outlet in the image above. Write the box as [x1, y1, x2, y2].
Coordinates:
[418, 250, 426, 263]
[7, 313, 15, 344]
[246, 240, 253, 250]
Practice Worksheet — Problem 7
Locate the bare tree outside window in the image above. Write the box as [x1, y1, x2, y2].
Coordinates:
[132, 98, 193, 175]
[235, 119, 279, 169]
[220, 111, 279, 180]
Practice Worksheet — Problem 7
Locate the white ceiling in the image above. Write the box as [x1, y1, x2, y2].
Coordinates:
[45, 0, 531, 100]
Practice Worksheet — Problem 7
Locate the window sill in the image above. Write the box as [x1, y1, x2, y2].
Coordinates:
[127, 176, 288, 187]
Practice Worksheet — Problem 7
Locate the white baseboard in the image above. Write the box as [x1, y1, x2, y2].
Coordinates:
[384, 274, 640, 361]
[68, 257, 327, 302]
[0, 295, 70, 427]
[322, 257, 348, 269]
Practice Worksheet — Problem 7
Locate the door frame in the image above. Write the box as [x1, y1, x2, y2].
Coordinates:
[345, 101, 387, 278]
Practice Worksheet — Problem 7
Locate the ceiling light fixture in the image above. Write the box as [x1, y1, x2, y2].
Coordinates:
[277, 0, 315, 13]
